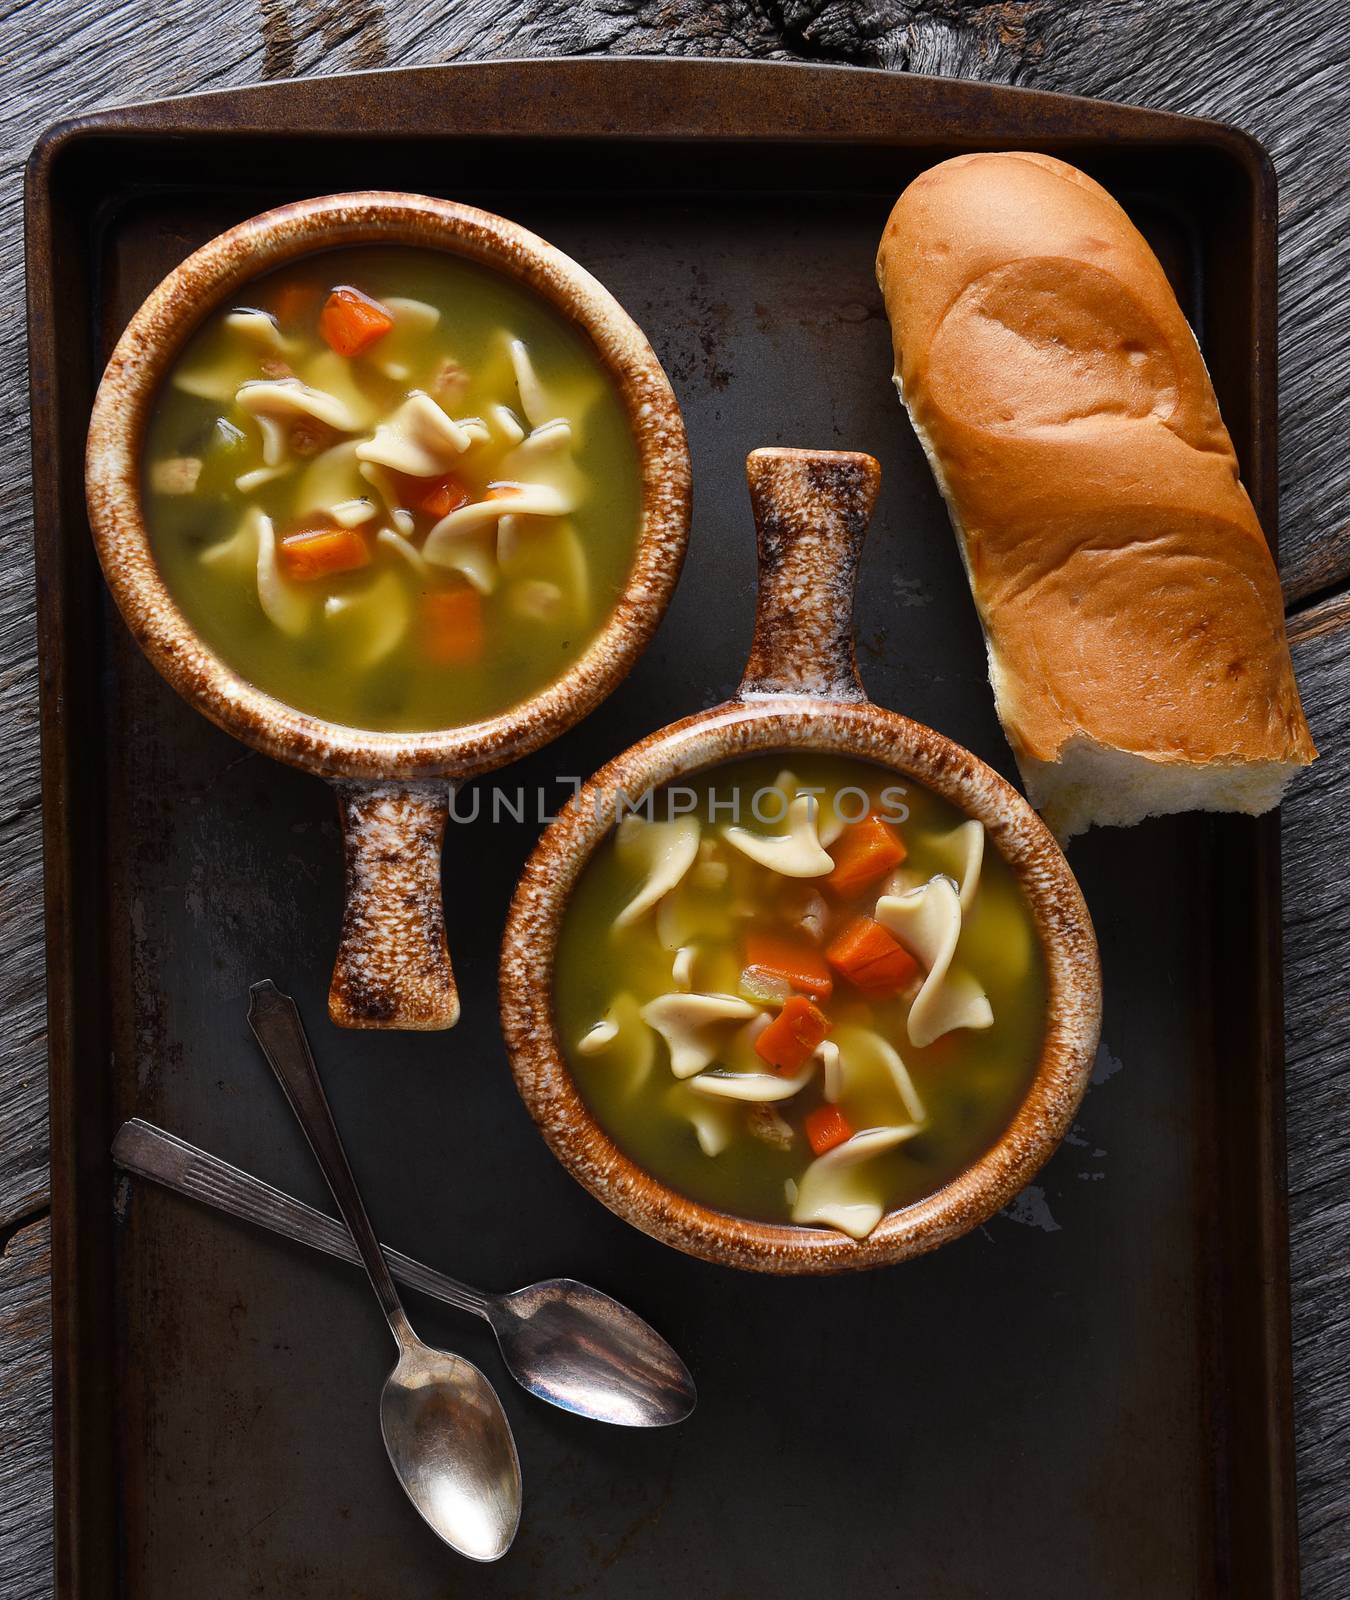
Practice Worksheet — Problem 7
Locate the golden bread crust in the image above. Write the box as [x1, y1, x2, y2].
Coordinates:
[877, 151, 1316, 773]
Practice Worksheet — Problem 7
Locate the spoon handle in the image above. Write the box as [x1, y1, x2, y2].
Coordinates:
[112, 1118, 488, 1317]
[247, 980, 415, 1345]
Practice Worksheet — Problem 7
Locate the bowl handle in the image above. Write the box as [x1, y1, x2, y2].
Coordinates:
[739, 446, 880, 702]
[327, 780, 460, 1031]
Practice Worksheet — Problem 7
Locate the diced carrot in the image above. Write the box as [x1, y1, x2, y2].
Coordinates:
[826, 916, 896, 973]
[485, 482, 525, 500]
[826, 811, 907, 897]
[318, 285, 395, 357]
[825, 916, 921, 997]
[744, 930, 833, 1000]
[754, 996, 831, 1075]
[270, 281, 321, 327]
[422, 585, 484, 666]
[418, 473, 472, 519]
[805, 1104, 853, 1156]
[277, 525, 371, 582]
[391, 470, 471, 519]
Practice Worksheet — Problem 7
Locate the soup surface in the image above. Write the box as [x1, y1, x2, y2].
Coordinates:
[556, 755, 1046, 1238]
[144, 245, 644, 732]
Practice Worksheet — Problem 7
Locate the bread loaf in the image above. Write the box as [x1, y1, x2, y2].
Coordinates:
[876, 152, 1315, 839]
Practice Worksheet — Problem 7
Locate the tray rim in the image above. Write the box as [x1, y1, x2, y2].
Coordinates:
[26, 53, 1278, 183]
[24, 53, 1294, 1600]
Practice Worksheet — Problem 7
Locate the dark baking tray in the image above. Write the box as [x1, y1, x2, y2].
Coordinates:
[27, 57, 1294, 1599]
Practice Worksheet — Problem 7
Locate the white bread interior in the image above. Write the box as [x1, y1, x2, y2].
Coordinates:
[877, 152, 1315, 840]
[1019, 739, 1297, 842]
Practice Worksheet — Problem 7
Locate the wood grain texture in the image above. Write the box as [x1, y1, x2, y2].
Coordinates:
[1, 0, 1347, 1595]
[1283, 619, 1350, 1600]
[0, 1216, 52, 1600]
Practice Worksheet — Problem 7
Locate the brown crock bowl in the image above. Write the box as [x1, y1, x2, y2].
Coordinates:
[500, 447, 1101, 1273]
[85, 191, 690, 1030]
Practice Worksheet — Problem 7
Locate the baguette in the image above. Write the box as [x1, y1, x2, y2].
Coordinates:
[876, 152, 1315, 839]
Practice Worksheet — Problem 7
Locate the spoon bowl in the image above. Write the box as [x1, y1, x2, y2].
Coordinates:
[489, 1278, 695, 1427]
[380, 1342, 522, 1562]
[247, 980, 523, 1559]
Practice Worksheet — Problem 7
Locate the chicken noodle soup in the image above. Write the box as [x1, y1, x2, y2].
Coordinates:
[143, 246, 644, 731]
[556, 755, 1046, 1238]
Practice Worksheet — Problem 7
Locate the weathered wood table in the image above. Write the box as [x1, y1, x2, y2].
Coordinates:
[2, 3, 1346, 1594]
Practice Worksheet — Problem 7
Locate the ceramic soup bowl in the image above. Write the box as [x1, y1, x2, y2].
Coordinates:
[85, 191, 690, 1030]
[501, 447, 1101, 1272]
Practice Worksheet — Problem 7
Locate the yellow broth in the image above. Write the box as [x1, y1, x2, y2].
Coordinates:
[555, 754, 1047, 1235]
[143, 245, 643, 732]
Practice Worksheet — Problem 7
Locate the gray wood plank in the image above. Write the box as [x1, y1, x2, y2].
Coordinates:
[1284, 609, 1350, 1599]
[1, 1, 1347, 1596]
[0, 1216, 52, 1600]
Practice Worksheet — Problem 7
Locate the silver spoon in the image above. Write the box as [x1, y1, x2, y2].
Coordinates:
[247, 980, 521, 1562]
[112, 1117, 696, 1427]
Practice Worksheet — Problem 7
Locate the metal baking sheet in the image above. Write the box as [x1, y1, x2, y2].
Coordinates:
[27, 56, 1295, 1598]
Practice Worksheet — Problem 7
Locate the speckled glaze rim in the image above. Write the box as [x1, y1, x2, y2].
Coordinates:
[84, 191, 691, 780]
[501, 700, 1101, 1274]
